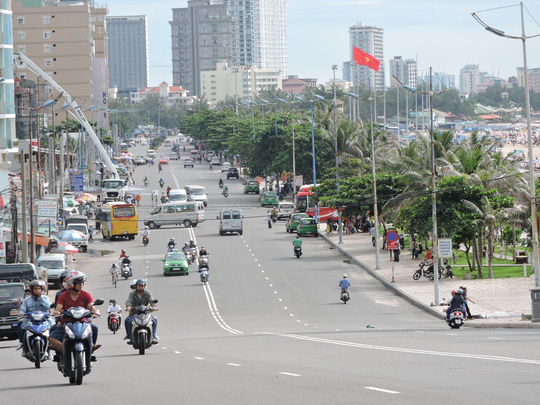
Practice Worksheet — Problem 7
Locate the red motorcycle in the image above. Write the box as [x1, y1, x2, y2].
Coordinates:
[108, 312, 121, 334]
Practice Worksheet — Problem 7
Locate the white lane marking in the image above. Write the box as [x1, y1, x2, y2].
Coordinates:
[279, 334, 540, 365]
[447, 333, 458, 336]
[171, 165, 180, 188]
[174, 351, 181, 354]
[258, 264, 261, 267]
[289, 313, 294, 317]
[255, 259, 258, 261]
[365, 387, 400, 394]
[265, 277, 269, 280]
[194, 357, 204, 360]
[278, 298, 282, 302]
[227, 363, 242, 367]
[161, 347, 167, 350]
[274, 291, 278, 294]
[270, 284, 273, 287]
[284, 306, 288, 310]
[488, 337, 503, 340]
[279, 372, 301, 377]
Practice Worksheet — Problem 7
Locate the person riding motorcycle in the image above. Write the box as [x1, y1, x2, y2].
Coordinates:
[168, 238, 176, 251]
[159, 178, 164, 188]
[107, 299, 122, 329]
[447, 289, 465, 319]
[199, 246, 209, 257]
[182, 242, 190, 255]
[142, 226, 150, 238]
[222, 184, 229, 196]
[293, 234, 302, 253]
[119, 249, 127, 260]
[218, 178, 224, 188]
[189, 240, 197, 249]
[18, 280, 54, 357]
[125, 279, 158, 345]
[49, 271, 101, 360]
[339, 274, 351, 299]
[121, 255, 133, 277]
[53, 270, 72, 305]
[143, 176, 148, 187]
[183, 145, 186, 152]
[198, 257, 209, 281]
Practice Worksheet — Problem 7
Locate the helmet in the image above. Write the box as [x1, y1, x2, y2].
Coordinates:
[130, 280, 137, 289]
[111, 299, 117, 303]
[136, 278, 146, 287]
[29, 279, 46, 292]
[145, 226, 148, 229]
[456, 289, 463, 295]
[59, 270, 71, 283]
[343, 274, 347, 278]
[184, 242, 189, 246]
[64, 270, 87, 290]
[121, 249, 126, 253]
[201, 246, 205, 249]
[170, 238, 175, 241]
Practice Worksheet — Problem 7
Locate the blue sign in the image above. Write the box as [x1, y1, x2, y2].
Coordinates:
[386, 231, 399, 242]
[70, 170, 84, 192]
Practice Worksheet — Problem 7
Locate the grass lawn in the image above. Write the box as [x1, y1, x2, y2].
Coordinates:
[451, 251, 532, 279]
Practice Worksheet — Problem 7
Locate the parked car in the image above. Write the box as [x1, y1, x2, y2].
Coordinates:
[184, 159, 194, 168]
[286, 213, 310, 233]
[227, 167, 239, 179]
[277, 202, 295, 219]
[260, 190, 278, 207]
[297, 217, 318, 237]
[243, 180, 260, 194]
[134, 156, 147, 165]
[162, 250, 189, 276]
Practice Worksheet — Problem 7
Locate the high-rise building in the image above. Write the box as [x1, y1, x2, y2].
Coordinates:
[0, 0, 16, 164]
[517, 67, 540, 94]
[342, 61, 351, 82]
[459, 64, 480, 95]
[222, 0, 287, 77]
[348, 22, 384, 91]
[170, 0, 234, 97]
[107, 16, 149, 99]
[12, 0, 108, 123]
[418, 71, 456, 91]
[389, 56, 417, 88]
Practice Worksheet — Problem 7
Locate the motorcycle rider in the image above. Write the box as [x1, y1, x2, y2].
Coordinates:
[142, 226, 150, 244]
[53, 270, 72, 306]
[339, 274, 351, 300]
[168, 238, 176, 251]
[18, 280, 54, 357]
[189, 240, 197, 249]
[121, 255, 133, 277]
[107, 299, 122, 329]
[447, 289, 464, 320]
[222, 184, 229, 196]
[125, 279, 158, 345]
[119, 249, 127, 259]
[198, 257, 209, 281]
[199, 245, 209, 257]
[49, 271, 101, 359]
[292, 234, 302, 254]
[143, 176, 148, 186]
[159, 178, 164, 188]
[182, 242, 190, 254]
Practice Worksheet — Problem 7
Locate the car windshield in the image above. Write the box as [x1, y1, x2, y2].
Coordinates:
[280, 204, 294, 209]
[103, 180, 124, 189]
[265, 192, 276, 197]
[190, 188, 205, 196]
[37, 260, 64, 269]
[167, 253, 186, 261]
[248, 181, 258, 186]
[0, 285, 25, 301]
[67, 225, 86, 233]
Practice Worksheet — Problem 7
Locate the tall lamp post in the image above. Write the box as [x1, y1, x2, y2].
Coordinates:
[473, 3, 540, 287]
[332, 64, 343, 244]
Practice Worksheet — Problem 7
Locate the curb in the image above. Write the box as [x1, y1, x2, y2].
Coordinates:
[319, 233, 540, 329]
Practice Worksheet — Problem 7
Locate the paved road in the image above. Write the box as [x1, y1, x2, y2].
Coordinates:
[1, 140, 540, 404]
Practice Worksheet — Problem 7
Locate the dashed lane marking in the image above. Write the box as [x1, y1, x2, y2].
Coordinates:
[279, 372, 301, 377]
[365, 387, 400, 394]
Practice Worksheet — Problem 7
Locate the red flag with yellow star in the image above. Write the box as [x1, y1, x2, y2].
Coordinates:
[353, 46, 380, 72]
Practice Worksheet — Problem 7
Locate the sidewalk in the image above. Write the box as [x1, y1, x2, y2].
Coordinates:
[319, 225, 540, 329]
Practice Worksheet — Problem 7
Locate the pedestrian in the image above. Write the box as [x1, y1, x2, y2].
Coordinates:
[85, 204, 90, 218]
[382, 228, 387, 250]
[461, 287, 474, 320]
[412, 240, 418, 260]
[267, 211, 272, 229]
[370, 225, 376, 246]
[135, 194, 141, 206]
[425, 247, 432, 260]
[88, 225, 94, 242]
[393, 240, 400, 262]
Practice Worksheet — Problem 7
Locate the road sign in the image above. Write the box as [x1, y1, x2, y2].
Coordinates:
[438, 238, 453, 258]
[0, 239, 5, 257]
[70, 170, 84, 192]
[386, 231, 399, 242]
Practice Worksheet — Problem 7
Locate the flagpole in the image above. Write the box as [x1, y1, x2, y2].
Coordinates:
[369, 74, 380, 270]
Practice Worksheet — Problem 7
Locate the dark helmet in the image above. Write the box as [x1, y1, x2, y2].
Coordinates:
[136, 278, 146, 287]
[111, 298, 117, 303]
[29, 279, 46, 293]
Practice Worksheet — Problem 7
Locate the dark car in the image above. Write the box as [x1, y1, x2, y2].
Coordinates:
[227, 167, 239, 179]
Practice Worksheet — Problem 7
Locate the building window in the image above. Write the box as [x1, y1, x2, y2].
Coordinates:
[18, 31, 25, 40]
[17, 16, 25, 25]
[43, 30, 51, 39]
[18, 45, 26, 53]
[20, 73, 26, 80]
[44, 58, 52, 67]
[98, 15, 103, 21]
[43, 16, 50, 24]
[98, 27, 103, 34]
[44, 44, 52, 53]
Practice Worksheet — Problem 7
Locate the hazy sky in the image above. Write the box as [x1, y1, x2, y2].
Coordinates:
[107, 0, 540, 87]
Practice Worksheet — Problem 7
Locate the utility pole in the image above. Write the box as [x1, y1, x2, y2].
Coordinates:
[20, 151, 28, 263]
[29, 102, 36, 264]
[10, 176, 17, 263]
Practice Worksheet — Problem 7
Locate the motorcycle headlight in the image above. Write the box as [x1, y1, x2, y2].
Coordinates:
[32, 312, 44, 321]
[81, 324, 91, 339]
[71, 308, 86, 319]
[65, 325, 76, 339]
[134, 316, 145, 326]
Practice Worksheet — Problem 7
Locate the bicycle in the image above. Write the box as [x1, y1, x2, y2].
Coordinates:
[111, 271, 119, 288]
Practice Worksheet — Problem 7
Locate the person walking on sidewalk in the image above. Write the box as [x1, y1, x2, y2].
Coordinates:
[88, 225, 94, 242]
[370, 225, 376, 246]
[393, 240, 400, 262]
[461, 286, 474, 320]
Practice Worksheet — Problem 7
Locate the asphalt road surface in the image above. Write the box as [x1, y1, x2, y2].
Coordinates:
[2, 140, 540, 404]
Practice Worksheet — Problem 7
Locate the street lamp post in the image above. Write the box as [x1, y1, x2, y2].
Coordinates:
[332, 64, 343, 244]
[473, 3, 540, 287]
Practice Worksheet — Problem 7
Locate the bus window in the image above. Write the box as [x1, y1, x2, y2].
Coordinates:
[297, 196, 307, 212]
[113, 206, 136, 218]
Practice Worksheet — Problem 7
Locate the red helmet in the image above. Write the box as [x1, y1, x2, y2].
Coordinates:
[64, 270, 87, 290]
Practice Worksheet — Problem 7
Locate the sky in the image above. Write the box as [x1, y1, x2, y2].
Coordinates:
[107, 0, 540, 87]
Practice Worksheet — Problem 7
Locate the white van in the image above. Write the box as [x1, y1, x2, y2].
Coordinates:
[144, 201, 205, 229]
[37, 253, 67, 287]
[217, 208, 243, 235]
[185, 185, 208, 207]
[168, 189, 188, 202]
[147, 149, 156, 158]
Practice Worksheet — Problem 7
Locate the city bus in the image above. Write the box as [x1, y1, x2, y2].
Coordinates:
[99, 202, 139, 240]
[295, 186, 339, 223]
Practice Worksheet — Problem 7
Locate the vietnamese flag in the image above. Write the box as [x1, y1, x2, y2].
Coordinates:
[353, 46, 380, 72]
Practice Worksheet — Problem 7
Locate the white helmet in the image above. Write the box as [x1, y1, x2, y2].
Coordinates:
[343, 274, 347, 278]
[64, 270, 87, 290]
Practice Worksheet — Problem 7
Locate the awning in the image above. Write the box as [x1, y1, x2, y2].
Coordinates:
[18, 233, 51, 247]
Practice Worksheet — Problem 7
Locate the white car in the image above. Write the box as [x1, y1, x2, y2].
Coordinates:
[221, 162, 231, 172]
[277, 202, 295, 219]
[211, 157, 221, 166]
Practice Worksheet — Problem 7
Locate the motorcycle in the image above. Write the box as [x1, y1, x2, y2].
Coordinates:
[441, 259, 454, 278]
[294, 246, 302, 259]
[23, 311, 51, 368]
[143, 179, 148, 187]
[199, 267, 209, 284]
[130, 301, 158, 355]
[184, 250, 192, 263]
[209, 164, 213, 171]
[447, 308, 464, 329]
[55, 299, 104, 385]
[143, 235, 149, 247]
[107, 311, 121, 334]
[121, 263, 132, 280]
[219, 181, 224, 189]
[222, 189, 229, 198]
[413, 260, 441, 281]
[340, 290, 350, 304]
[190, 247, 197, 263]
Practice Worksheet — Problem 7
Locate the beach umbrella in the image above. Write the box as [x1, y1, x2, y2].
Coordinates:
[51, 241, 79, 254]
[55, 229, 85, 242]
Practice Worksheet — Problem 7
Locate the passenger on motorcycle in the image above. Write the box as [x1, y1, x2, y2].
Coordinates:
[53, 270, 71, 305]
[168, 238, 176, 250]
[199, 246, 209, 257]
[125, 279, 158, 345]
[18, 280, 54, 357]
[119, 249, 127, 259]
[339, 274, 351, 299]
[49, 271, 101, 358]
[121, 255, 133, 277]
[107, 299, 122, 329]
[189, 240, 197, 249]
[446, 289, 464, 319]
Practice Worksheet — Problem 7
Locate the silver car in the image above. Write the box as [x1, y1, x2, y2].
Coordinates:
[277, 202, 295, 219]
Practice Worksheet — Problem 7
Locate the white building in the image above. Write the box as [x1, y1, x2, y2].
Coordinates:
[348, 22, 384, 91]
[459, 64, 480, 95]
[200, 61, 282, 106]
[390, 56, 417, 88]
[223, 0, 287, 78]
[130, 82, 196, 105]
[418, 71, 456, 91]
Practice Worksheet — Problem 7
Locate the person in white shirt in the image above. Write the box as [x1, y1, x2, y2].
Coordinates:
[142, 226, 150, 237]
[110, 263, 120, 284]
[107, 299, 122, 328]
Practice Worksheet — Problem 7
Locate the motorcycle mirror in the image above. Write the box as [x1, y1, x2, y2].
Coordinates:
[94, 299, 105, 306]
[151, 299, 158, 304]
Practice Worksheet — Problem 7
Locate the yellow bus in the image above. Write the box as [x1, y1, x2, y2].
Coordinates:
[99, 202, 138, 240]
